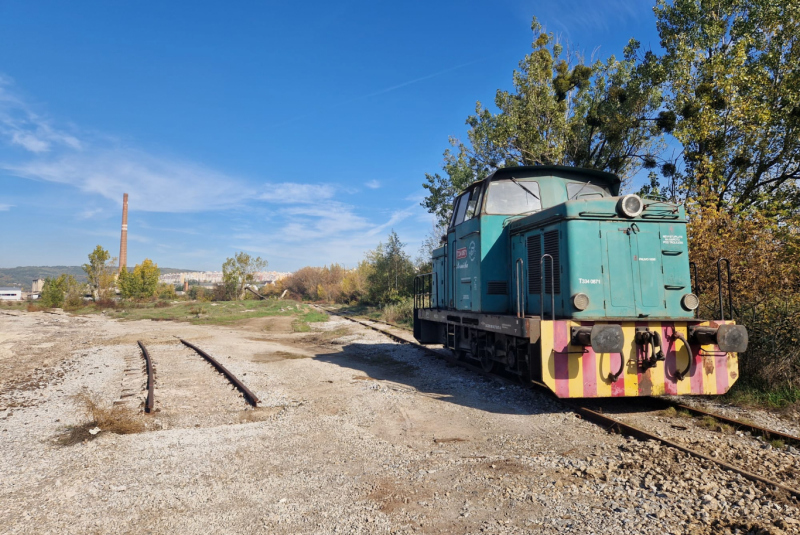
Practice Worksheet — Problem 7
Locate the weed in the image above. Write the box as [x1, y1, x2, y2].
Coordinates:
[770, 439, 786, 449]
[154, 301, 170, 308]
[26, 302, 46, 312]
[56, 393, 146, 446]
[292, 320, 311, 332]
[661, 406, 677, 417]
[696, 415, 734, 434]
[274, 351, 309, 359]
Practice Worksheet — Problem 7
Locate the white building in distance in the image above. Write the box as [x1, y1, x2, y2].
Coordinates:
[0, 287, 22, 301]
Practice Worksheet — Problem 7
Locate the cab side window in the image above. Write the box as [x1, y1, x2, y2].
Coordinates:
[451, 191, 471, 227]
[464, 186, 483, 221]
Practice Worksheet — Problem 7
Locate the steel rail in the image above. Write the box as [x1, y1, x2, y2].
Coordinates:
[658, 401, 800, 448]
[323, 308, 800, 501]
[137, 341, 155, 414]
[179, 339, 260, 406]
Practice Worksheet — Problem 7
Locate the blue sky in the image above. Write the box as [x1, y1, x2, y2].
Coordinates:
[0, 0, 662, 271]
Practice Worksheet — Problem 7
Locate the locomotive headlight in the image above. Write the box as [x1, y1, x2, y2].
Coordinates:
[573, 293, 590, 311]
[681, 293, 699, 311]
[617, 194, 644, 218]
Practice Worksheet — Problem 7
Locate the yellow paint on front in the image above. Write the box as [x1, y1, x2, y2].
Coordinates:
[621, 322, 639, 396]
[540, 320, 557, 392]
[699, 321, 719, 395]
[673, 323, 692, 395]
[566, 320, 584, 398]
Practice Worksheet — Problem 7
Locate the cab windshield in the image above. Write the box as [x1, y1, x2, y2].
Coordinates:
[484, 179, 542, 215]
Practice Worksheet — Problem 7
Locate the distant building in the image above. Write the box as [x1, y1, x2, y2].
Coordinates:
[32, 279, 45, 293]
[0, 287, 22, 301]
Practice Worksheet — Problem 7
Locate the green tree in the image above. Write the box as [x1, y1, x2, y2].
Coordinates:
[222, 252, 267, 301]
[366, 231, 416, 304]
[118, 259, 160, 300]
[654, 0, 800, 219]
[82, 245, 116, 301]
[41, 274, 81, 308]
[423, 18, 668, 226]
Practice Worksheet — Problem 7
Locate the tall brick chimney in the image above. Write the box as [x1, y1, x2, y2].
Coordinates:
[119, 193, 128, 273]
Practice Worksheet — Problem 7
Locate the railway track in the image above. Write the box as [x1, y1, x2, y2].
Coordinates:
[135, 339, 258, 415]
[320, 307, 800, 501]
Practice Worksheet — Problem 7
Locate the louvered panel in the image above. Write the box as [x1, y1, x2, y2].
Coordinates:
[487, 281, 508, 295]
[526, 235, 541, 294]
[544, 230, 561, 294]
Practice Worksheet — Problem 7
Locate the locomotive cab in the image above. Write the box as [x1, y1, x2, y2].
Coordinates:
[415, 165, 747, 398]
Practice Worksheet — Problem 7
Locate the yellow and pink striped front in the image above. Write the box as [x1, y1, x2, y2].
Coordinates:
[539, 320, 739, 398]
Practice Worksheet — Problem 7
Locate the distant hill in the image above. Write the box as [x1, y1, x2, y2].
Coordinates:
[0, 266, 197, 289]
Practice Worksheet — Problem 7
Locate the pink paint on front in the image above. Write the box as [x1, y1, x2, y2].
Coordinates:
[553, 321, 570, 398]
[581, 322, 597, 397]
[611, 351, 625, 397]
[661, 323, 678, 395]
[715, 320, 729, 394]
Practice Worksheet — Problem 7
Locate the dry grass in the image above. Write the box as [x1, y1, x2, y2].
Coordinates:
[274, 351, 310, 360]
[237, 406, 284, 423]
[26, 303, 47, 312]
[56, 393, 146, 446]
[696, 415, 735, 434]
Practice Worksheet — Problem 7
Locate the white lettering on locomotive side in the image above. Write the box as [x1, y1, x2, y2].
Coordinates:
[662, 235, 684, 245]
[456, 261, 468, 270]
[580, 278, 601, 284]
[639, 257, 656, 261]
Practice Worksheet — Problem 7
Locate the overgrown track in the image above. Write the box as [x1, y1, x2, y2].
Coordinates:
[179, 339, 260, 406]
[136, 341, 155, 413]
[322, 307, 800, 501]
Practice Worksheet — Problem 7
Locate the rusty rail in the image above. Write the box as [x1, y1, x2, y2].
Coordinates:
[137, 341, 155, 414]
[326, 307, 800, 501]
[660, 401, 800, 448]
[179, 339, 259, 406]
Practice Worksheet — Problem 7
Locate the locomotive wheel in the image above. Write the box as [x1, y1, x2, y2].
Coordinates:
[481, 343, 497, 373]
[516, 349, 533, 385]
[452, 349, 467, 361]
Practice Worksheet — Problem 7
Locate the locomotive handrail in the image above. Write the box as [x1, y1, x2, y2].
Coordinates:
[717, 258, 732, 321]
[516, 258, 524, 318]
[540, 254, 555, 321]
[414, 272, 436, 310]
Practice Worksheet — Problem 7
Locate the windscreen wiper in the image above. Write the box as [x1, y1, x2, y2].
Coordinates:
[510, 176, 540, 200]
[570, 181, 592, 199]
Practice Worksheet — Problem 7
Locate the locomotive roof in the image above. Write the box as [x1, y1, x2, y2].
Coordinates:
[466, 165, 621, 195]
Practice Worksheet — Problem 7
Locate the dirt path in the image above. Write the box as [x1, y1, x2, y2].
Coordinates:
[1, 310, 797, 534]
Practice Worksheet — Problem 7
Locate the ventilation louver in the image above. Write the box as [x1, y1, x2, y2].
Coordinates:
[487, 281, 508, 295]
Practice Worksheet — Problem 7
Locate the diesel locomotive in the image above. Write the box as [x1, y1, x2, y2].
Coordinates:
[413, 165, 748, 398]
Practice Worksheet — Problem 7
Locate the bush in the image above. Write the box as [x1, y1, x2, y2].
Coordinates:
[94, 298, 118, 310]
[381, 299, 414, 325]
[157, 283, 176, 300]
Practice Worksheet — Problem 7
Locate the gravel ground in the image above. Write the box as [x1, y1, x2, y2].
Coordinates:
[1, 309, 798, 534]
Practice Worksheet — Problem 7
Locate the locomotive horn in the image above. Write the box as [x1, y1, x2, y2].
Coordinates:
[571, 325, 625, 353]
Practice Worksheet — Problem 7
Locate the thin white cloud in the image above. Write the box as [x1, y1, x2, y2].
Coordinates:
[0, 76, 82, 153]
[5, 151, 249, 212]
[259, 183, 335, 204]
[365, 179, 380, 189]
[76, 207, 103, 220]
[0, 203, 12, 211]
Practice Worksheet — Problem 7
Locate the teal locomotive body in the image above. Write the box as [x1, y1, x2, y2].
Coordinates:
[414, 166, 747, 397]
